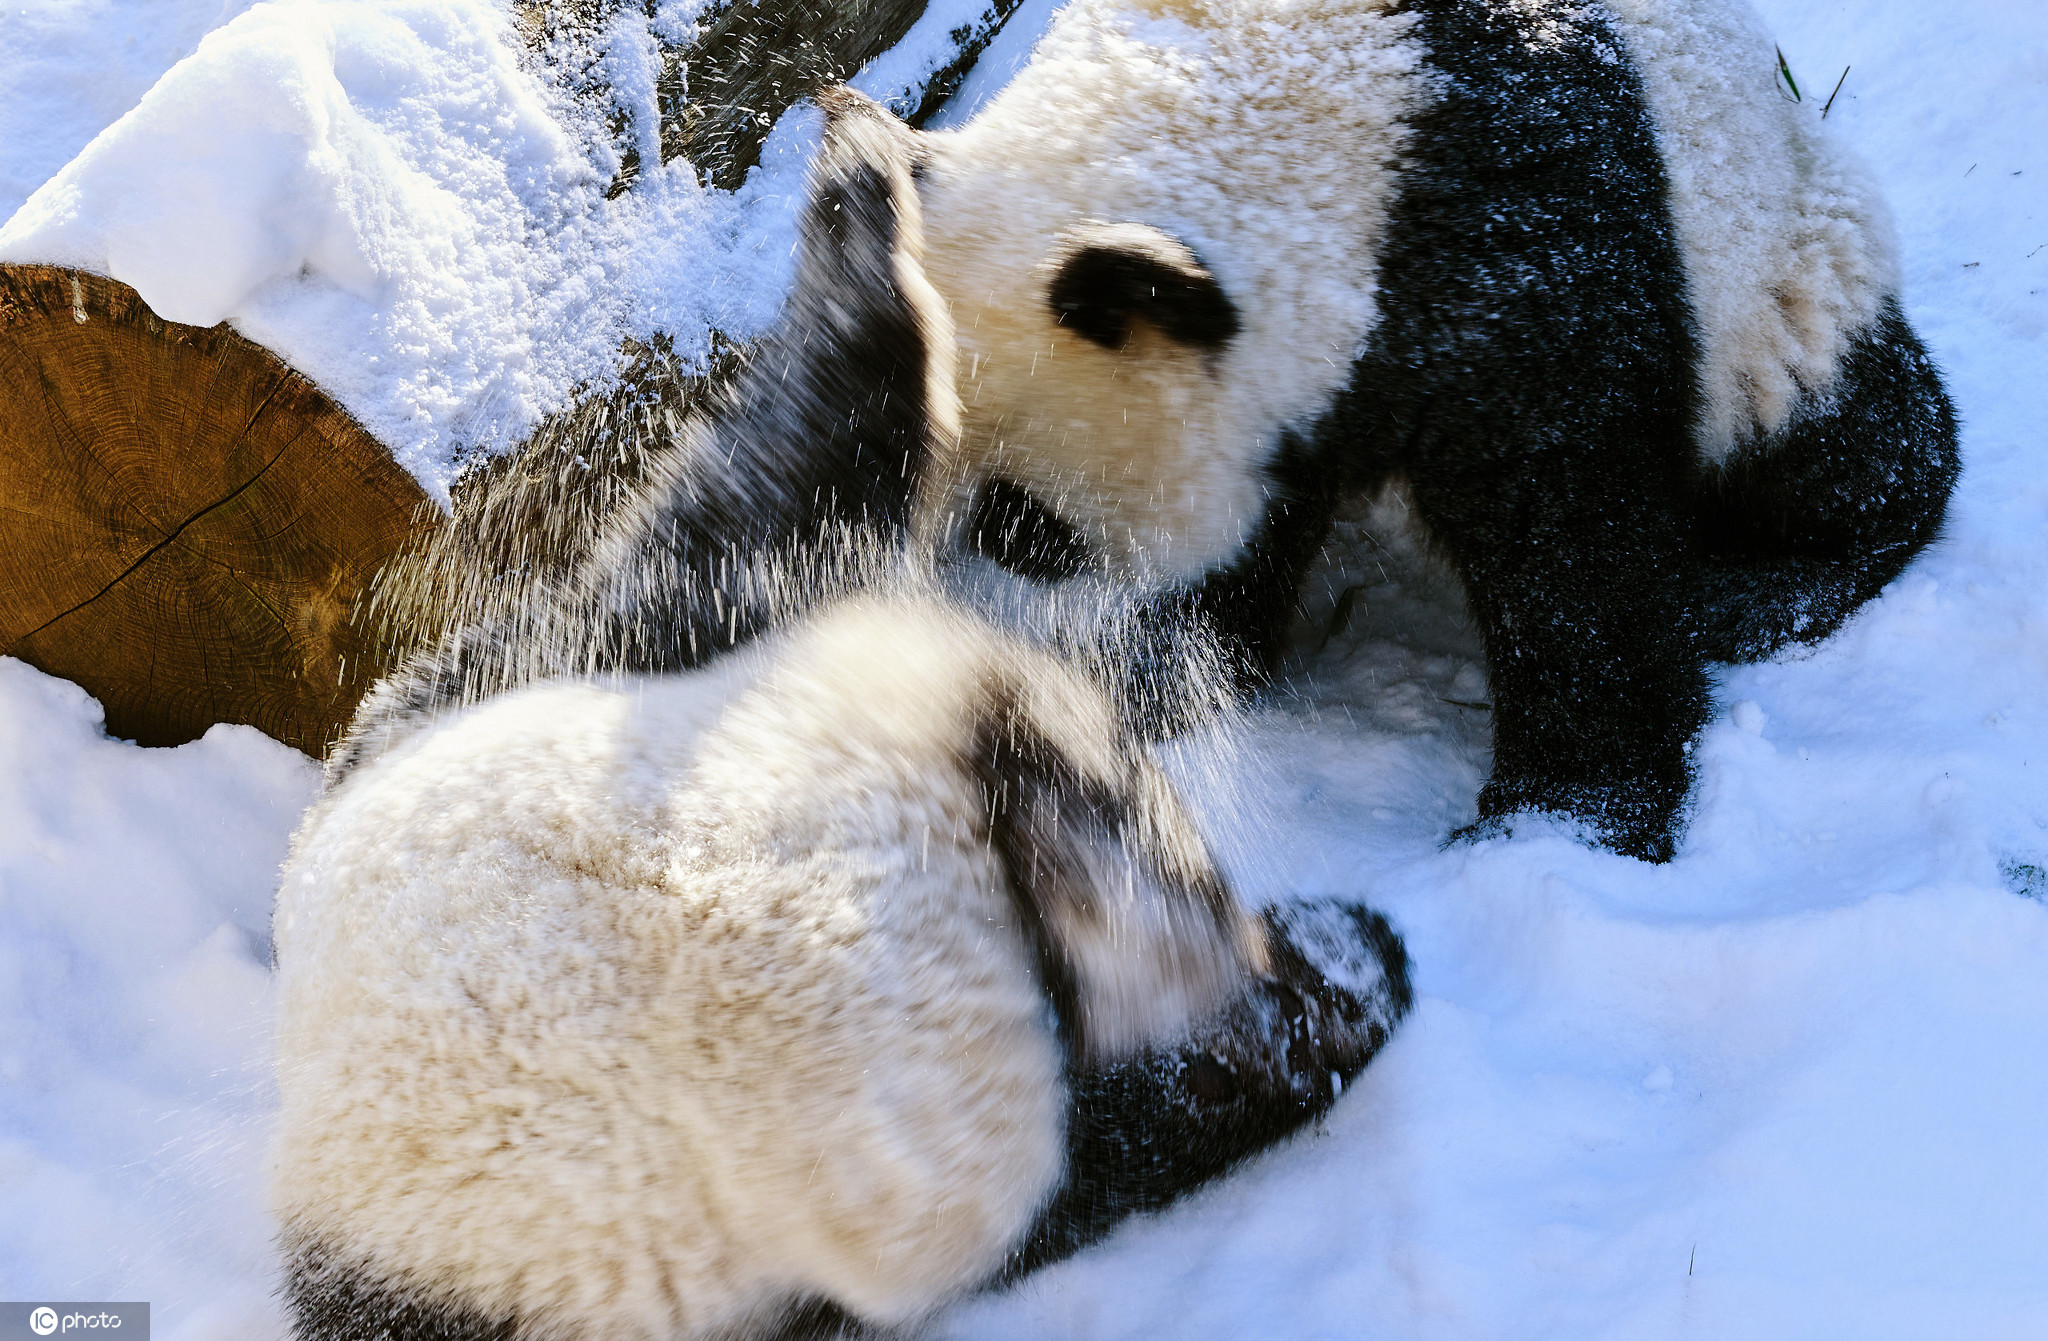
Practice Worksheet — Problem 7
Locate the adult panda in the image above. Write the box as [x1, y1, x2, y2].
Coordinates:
[913, 0, 1961, 861]
[272, 90, 1410, 1341]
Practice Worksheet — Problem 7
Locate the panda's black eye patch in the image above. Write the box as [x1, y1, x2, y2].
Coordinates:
[1044, 224, 1240, 352]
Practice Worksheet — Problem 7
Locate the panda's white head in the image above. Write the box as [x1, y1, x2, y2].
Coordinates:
[916, 0, 1428, 583]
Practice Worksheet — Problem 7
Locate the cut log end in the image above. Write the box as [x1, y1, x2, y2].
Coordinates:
[0, 265, 430, 756]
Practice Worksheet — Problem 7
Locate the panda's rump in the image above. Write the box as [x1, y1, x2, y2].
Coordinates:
[1600, 0, 1898, 459]
[272, 668, 1069, 1336]
[652, 851, 1068, 1322]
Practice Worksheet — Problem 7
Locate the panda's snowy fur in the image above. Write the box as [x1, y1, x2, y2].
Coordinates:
[272, 90, 1409, 1341]
[276, 592, 1288, 1338]
[914, 0, 1960, 859]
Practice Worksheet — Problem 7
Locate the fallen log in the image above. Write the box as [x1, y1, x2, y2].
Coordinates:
[0, 265, 429, 754]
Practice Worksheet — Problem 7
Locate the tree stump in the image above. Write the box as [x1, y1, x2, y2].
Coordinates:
[0, 265, 429, 755]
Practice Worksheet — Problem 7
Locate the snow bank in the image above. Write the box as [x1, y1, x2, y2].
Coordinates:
[0, 0, 808, 499]
[0, 660, 315, 1336]
[0, 0, 262, 226]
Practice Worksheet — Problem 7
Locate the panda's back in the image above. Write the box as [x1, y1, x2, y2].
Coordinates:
[1353, 0, 1898, 465]
[272, 613, 1068, 1338]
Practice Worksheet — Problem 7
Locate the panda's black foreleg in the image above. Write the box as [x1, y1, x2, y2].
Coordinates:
[1688, 298, 1961, 663]
[1424, 486, 1714, 863]
[591, 86, 944, 677]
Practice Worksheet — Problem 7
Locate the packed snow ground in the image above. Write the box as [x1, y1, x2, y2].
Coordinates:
[2, 0, 2046, 1336]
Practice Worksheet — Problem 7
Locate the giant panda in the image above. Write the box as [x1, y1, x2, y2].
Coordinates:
[273, 90, 1412, 1341]
[274, 589, 1410, 1340]
[910, 0, 1962, 861]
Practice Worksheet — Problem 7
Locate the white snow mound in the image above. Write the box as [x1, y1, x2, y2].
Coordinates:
[0, 0, 808, 499]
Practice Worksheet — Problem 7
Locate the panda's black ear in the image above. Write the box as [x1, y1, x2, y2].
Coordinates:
[973, 682, 1265, 1065]
[1044, 222, 1240, 352]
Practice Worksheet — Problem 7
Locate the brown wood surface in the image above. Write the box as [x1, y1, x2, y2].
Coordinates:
[0, 265, 429, 755]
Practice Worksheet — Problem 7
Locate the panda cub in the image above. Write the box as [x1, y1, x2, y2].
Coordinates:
[272, 91, 1409, 1341]
[913, 0, 1961, 860]
[275, 590, 1408, 1340]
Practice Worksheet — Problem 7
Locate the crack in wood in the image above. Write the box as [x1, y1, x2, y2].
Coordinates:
[1, 264, 431, 752]
[6, 414, 307, 652]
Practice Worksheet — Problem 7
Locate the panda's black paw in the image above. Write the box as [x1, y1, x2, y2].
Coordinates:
[1139, 899, 1410, 1121]
[1012, 898, 1411, 1277]
[1196, 900, 1409, 1113]
[1170, 896, 1412, 1125]
[1454, 782, 1682, 864]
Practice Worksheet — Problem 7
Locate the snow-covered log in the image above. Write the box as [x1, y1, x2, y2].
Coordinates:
[0, 1, 1029, 755]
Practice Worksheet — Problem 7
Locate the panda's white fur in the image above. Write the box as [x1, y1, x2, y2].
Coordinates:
[1600, 0, 1896, 457]
[271, 590, 1262, 1339]
[920, 0, 1430, 581]
[918, 0, 1899, 572]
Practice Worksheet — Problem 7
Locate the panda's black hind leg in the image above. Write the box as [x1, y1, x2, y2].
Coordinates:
[763, 1298, 897, 1341]
[282, 1235, 518, 1340]
[1688, 298, 1960, 663]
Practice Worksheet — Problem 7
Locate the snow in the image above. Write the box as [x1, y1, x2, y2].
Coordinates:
[0, 662, 317, 1335]
[0, 0, 809, 500]
[920, 0, 1067, 129]
[3, 0, 2047, 1335]
[851, 0, 1010, 113]
[0, 0, 263, 225]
